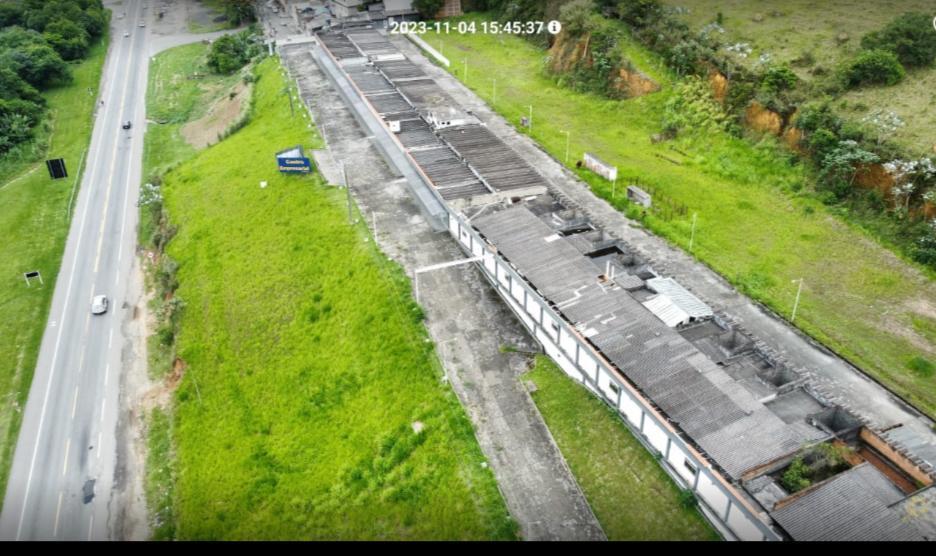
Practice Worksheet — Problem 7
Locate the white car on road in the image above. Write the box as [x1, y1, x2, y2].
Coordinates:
[91, 295, 109, 315]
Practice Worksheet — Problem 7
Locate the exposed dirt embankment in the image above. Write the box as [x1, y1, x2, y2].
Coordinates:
[548, 31, 660, 99]
[744, 101, 783, 135]
[181, 79, 250, 149]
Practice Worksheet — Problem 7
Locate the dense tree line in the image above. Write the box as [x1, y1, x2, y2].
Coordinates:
[0, 0, 107, 155]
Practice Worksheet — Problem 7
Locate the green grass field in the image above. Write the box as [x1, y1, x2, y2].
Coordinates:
[660, 0, 936, 154]
[425, 15, 936, 417]
[0, 35, 108, 506]
[154, 56, 516, 539]
[526, 357, 718, 540]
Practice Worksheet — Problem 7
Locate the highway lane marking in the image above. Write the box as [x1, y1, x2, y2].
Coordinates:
[62, 438, 70, 477]
[108, 328, 113, 350]
[104, 362, 110, 388]
[52, 491, 63, 538]
[97, 432, 102, 461]
[71, 387, 79, 420]
[87, 514, 94, 541]
[13, 2, 141, 538]
[93, 19, 139, 276]
[116, 47, 145, 269]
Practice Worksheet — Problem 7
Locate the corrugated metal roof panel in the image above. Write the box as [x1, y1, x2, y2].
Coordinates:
[643, 294, 690, 327]
[771, 464, 923, 541]
[646, 277, 713, 320]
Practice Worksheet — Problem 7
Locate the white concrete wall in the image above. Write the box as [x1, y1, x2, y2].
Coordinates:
[697, 472, 730, 518]
[446, 216, 779, 542]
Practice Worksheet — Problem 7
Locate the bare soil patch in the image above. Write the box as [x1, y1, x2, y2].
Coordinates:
[180, 80, 249, 149]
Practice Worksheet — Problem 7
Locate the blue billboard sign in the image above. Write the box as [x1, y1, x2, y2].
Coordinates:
[275, 145, 313, 174]
[277, 156, 313, 173]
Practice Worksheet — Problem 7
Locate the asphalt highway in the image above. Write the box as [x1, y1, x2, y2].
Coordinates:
[0, 0, 148, 540]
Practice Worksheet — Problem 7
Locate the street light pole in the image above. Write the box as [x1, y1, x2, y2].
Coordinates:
[342, 162, 353, 225]
[688, 213, 698, 252]
[561, 130, 570, 164]
[791, 278, 804, 323]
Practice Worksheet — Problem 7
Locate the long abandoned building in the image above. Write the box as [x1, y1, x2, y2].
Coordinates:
[300, 26, 936, 541]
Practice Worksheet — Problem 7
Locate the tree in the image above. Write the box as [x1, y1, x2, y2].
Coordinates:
[558, 0, 598, 37]
[43, 18, 90, 60]
[220, 0, 256, 25]
[0, 4, 24, 28]
[413, 0, 445, 18]
[0, 67, 43, 105]
[614, 0, 664, 29]
[0, 43, 70, 87]
[207, 30, 259, 75]
[861, 12, 936, 68]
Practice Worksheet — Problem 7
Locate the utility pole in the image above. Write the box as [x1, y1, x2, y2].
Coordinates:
[342, 162, 353, 225]
[283, 85, 294, 118]
[561, 130, 570, 164]
[688, 213, 698, 252]
[528, 105, 533, 132]
[791, 278, 804, 323]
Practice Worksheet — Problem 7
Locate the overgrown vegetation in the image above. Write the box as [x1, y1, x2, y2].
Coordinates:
[146, 57, 516, 539]
[0, 25, 107, 507]
[780, 443, 853, 493]
[427, 13, 936, 422]
[487, 1, 936, 271]
[146, 407, 176, 540]
[525, 356, 718, 540]
[414, 0, 445, 17]
[216, 0, 256, 26]
[0, 0, 106, 154]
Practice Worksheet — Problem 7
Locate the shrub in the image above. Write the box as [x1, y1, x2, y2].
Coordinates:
[861, 12, 936, 68]
[677, 489, 697, 509]
[840, 49, 905, 88]
[662, 76, 730, 136]
[781, 457, 811, 492]
[907, 356, 935, 378]
[760, 65, 797, 94]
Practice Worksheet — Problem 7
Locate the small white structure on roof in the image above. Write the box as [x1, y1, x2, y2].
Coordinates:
[642, 294, 691, 327]
[643, 276, 713, 327]
[426, 107, 471, 130]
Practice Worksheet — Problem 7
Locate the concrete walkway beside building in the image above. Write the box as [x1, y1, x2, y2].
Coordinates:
[279, 44, 606, 541]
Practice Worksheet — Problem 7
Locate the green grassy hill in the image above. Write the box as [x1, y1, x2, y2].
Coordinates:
[151, 56, 516, 540]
